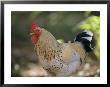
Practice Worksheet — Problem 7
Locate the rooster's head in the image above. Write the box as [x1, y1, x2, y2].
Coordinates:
[30, 22, 41, 44]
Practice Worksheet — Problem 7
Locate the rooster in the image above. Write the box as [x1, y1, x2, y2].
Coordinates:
[30, 22, 94, 76]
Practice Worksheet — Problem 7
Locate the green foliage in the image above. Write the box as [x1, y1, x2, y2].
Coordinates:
[80, 16, 100, 59]
[80, 16, 100, 31]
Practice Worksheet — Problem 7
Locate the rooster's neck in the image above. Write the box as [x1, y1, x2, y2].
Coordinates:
[36, 28, 59, 50]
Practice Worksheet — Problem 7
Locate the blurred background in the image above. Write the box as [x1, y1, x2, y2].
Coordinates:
[11, 11, 100, 77]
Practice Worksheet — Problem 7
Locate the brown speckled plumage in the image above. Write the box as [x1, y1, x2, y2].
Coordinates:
[33, 28, 86, 76]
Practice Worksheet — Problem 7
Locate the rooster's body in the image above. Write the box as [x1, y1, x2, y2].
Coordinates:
[30, 22, 94, 76]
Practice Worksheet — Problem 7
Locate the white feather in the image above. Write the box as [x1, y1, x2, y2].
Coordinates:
[82, 37, 92, 42]
[84, 30, 93, 36]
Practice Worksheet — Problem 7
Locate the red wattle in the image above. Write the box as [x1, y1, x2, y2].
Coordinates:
[31, 35, 38, 44]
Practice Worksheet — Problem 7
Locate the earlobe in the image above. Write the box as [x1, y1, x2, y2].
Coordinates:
[31, 34, 38, 44]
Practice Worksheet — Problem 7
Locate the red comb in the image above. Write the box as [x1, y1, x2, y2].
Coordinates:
[31, 22, 39, 32]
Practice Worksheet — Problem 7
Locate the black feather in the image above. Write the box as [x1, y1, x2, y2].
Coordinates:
[74, 31, 93, 52]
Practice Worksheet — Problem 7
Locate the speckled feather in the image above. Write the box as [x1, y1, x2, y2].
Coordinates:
[34, 28, 86, 76]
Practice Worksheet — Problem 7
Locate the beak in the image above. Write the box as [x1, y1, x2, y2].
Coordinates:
[30, 33, 34, 35]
